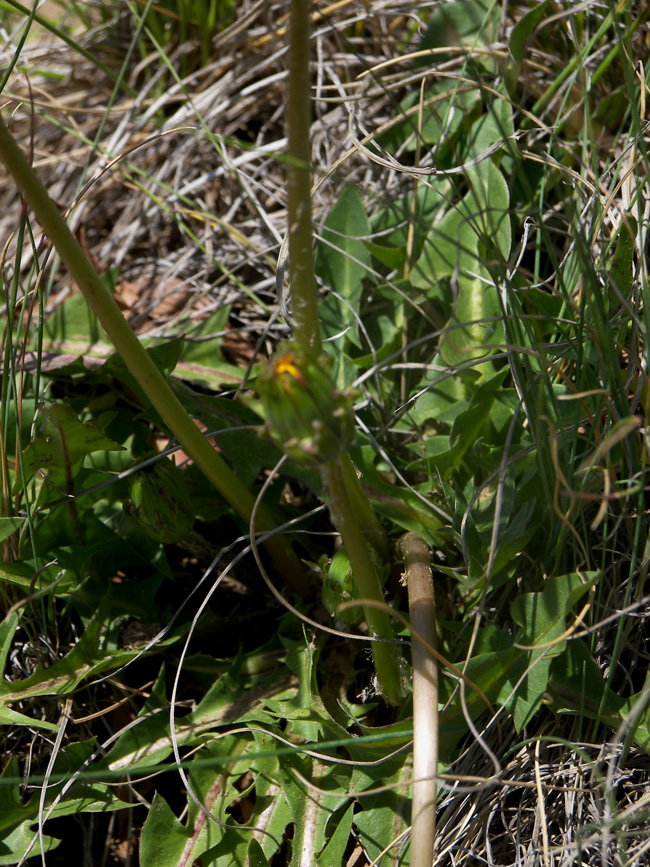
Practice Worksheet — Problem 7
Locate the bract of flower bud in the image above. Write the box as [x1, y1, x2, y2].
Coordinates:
[320, 547, 363, 625]
[124, 459, 194, 544]
[318, 544, 389, 624]
[255, 343, 355, 467]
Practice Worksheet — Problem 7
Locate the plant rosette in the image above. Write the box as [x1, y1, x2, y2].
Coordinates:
[252, 342, 356, 468]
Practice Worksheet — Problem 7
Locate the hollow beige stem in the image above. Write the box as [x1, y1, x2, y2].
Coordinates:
[400, 532, 438, 867]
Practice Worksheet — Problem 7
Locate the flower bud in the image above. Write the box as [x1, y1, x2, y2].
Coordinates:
[255, 343, 355, 467]
[124, 459, 194, 544]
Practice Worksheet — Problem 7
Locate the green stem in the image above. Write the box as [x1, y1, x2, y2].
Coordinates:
[286, 0, 321, 355]
[283, 0, 396, 662]
[399, 532, 438, 867]
[0, 112, 306, 594]
[340, 453, 389, 560]
[322, 459, 404, 705]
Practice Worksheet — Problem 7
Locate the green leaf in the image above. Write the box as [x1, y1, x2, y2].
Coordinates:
[203, 728, 294, 865]
[0, 612, 20, 677]
[29, 508, 169, 588]
[177, 308, 244, 388]
[439, 267, 504, 369]
[140, 736, 285, 867]
[510, 0, 550, 63]
[0, 820, 59, 865]
[406, 435, 459, 479]
[364, 240, 407, 271]
[548, 638, 625, 723]
[488, 500, 538, 577]
[438, 641, 518, 759]
[544, 640, 650, 753]
[163, 387, 312, 488]
[275, 756, 350, 866]
[508, 572, 600, 729]
[17, 403, 124, 494]
[449, 385, 495, 451]
[248, 839, 271, 866]
[420, 0, 500, 50]
[436, 576, 601, 753]
[139, 792, 202, 867]
[315, 185, 371, 346]
[352, 759, 412, 866]
[375, 84, 472, 153]
[244, 742, 294, 862]
[464, 96, 515, 160]
[0, 609, 106, 702]
[347, 307, 402, 370]
[608, 212, 637, 297]
[0, 757, 58, 863]
[465, 160, 511, 261]
[349, 444, 445, 545]
[418, 161, 510, 369]
[406, 357, 477, 427]
[0, 614, 61, 728]
[0, 517, 27, 543]
[413, 161, 510, 318]
[43, 291, 107, 354]
[0, 402, 36, 469]
[315, 802, 355, 866]
[0, 704, 60, 733]
[412, 204, 471, 292]
[0, 756, 25, 833]
[267, 634, 351, 742]
[369, 183, 446, 259]
[102, 658, 293, 774]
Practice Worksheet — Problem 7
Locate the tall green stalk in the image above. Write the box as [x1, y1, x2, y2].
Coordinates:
[286, 0, 322, 355]
[0, 113, 306, 594]
[281, 0, 403, 703]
